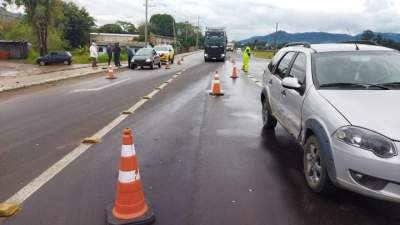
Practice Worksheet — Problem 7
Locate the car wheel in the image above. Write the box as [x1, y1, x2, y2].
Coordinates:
[303, 136, 335, 194]
[39, 61, 46, 66]
[262, 99, 277, 130]
[131, 64, 137, 70]
[158, 61, 161, 68]
[170, 57, 174, 64]
[150, 62, 154, 70]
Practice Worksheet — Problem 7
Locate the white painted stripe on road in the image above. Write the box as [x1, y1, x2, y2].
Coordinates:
[4, 73, 181, 206]
[118, 170, 140, 183]
[6, 144, 91, 204]
[121, 145, 136, 157]
[70, 78, 131, 93]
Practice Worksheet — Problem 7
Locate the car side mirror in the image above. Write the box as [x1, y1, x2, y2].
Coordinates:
[282, 77, 302, 90]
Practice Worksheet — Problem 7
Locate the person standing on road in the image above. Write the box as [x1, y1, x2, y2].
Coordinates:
[89, 42, 98, 68]
[242, 46, 251, 73]
[113, 43, 122, 67]
[106, 44, 113, 66]
[127, 46, 134, 69]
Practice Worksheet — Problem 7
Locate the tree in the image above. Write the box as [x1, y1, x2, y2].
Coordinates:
[360, 30, 376, 41]
[98, 23, 124, 34]
[116, 21, 136, 34]
[5, 0, 63, 56]
[149, 14, 174, 37]
[60, 1, 95, 49]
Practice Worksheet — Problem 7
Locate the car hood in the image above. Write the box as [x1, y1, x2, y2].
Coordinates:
[319, 90, 400, 140]
[133, 55, 151, 60]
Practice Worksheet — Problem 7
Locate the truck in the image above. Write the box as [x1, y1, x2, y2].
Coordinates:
[204, 27, 227, 62]
[227, 42, 235, 52]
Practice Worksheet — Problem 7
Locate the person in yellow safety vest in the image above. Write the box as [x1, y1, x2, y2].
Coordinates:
[242, 46, 251, 73]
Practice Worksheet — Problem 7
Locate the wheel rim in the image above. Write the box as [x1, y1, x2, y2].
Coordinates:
[305, 144, 322, 187]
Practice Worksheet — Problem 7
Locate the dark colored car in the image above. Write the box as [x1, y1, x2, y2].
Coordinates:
[36, 51, 72, 66]
[130, 48, 161, 70]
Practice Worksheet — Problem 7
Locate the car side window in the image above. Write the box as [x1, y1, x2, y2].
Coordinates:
[275, 52, 296, 79]
[289, 53, 307, 84]
[268, 51, 285, 73]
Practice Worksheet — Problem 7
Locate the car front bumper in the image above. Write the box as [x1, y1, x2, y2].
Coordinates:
[333, 139, 400, 202]
[159, 55, 170, 62]
[132, 60, 152, 67]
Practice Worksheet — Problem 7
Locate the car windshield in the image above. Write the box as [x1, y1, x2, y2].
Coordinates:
[136, 48, 153, 56]
[314, 51, 400, 89]
[154, 47, 169, 51]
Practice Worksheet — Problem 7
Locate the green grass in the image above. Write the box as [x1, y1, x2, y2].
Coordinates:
[252, 51, 274, 60]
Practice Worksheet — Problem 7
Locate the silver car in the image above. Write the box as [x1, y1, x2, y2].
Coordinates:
[261, 42, 400, 202]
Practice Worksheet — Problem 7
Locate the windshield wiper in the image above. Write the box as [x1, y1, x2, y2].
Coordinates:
[319, 82, 390, 90]
[377, 82, 400, 87]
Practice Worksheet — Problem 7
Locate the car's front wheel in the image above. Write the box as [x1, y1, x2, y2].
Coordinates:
[158, 61, 161, 68]
[303, 135, 335, 194]
[150, 62, 154, 70]
[262, 99, 277, 130]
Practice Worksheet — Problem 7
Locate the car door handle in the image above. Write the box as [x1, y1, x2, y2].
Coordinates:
[281, 90, 287, 96]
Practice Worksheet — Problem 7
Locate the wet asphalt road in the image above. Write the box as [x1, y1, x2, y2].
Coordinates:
[1, 52, 400, 225]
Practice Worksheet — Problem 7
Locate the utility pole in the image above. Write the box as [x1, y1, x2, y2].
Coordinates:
[273, 22, 279, 55]
[196, 16, 200, 49]
[185, 21, 188, 43]
[144, 0, 149, 47]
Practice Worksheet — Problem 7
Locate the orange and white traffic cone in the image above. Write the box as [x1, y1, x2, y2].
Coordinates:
[106, 65, 117, 80]
[209, 71, 224, 96]
[165, 61, 171, 69]
[231, 64, 238, 79]
[106, 128, 155, 225]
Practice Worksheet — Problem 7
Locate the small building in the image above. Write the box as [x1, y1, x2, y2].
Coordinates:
[0, 40, 28, 59]
[149, 35, 174, 46]
[90, 33, 140, 47]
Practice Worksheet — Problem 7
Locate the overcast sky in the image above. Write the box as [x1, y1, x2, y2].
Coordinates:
[6, 0, 400, 40]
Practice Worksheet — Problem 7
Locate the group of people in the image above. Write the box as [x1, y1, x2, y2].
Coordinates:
[89, 42, 124, 68]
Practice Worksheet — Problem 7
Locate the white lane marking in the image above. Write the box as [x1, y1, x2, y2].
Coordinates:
[4, 71, 184, 205]
[70, 78, 130, 93]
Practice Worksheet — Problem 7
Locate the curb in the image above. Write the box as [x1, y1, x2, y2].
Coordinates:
[0, 66, 128, 93]
[0, 51, 201, 94]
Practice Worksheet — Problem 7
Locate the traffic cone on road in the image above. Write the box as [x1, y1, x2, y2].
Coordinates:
[106, 128, 155, 225]
[106, 65, 117, 80]
[231, 64, 238, 79]
[209, 71, 224, 96]
[165, 61, 171, 69]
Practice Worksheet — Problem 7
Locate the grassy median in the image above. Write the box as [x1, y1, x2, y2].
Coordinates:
[252, 51, 274, 60]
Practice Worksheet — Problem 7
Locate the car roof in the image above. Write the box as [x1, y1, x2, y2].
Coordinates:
[284, 43, 396, 53]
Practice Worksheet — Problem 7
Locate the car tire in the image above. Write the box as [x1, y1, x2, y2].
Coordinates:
[131, 64, 137, 70]
[150, 62, 154, 70]
[262, 99, 277, 130]
[303, 136, 335, 195]
[171, 57, 174, 64]
[158, 61, 161, 68]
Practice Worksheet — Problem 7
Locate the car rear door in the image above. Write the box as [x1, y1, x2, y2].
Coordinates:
[268, 52, 296, 121]
[279, 52, 307, 138]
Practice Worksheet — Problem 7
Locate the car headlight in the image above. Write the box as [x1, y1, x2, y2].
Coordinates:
[335, 126, 397, 158]
[204, 54, 208, 57]
[146, 58, 151, 62]
[221, 54, 225, 57]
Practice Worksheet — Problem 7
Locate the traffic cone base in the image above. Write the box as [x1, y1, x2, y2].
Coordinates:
[106, 202, 155, 225]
